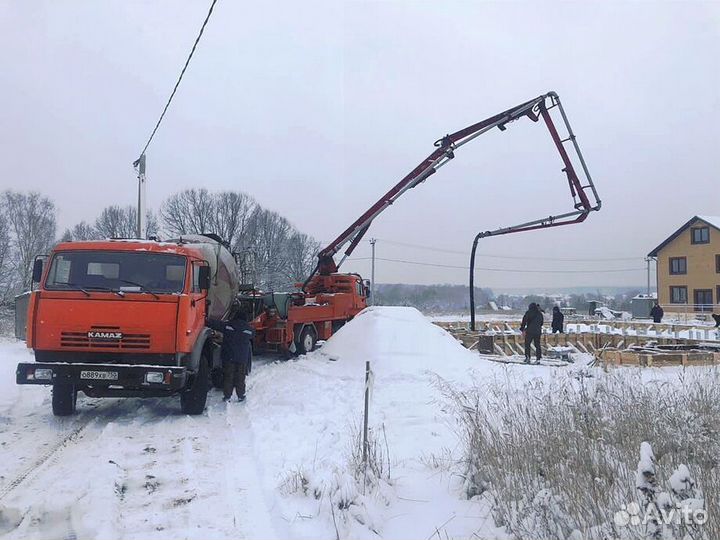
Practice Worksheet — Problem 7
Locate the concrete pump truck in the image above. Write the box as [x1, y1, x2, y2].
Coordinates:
[240, 91, 600, 355]
[16, 92, 600, 413]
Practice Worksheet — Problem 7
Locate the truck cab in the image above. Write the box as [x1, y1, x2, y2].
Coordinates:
[238, 273, 369, 356]
[17, 238, 231, 416]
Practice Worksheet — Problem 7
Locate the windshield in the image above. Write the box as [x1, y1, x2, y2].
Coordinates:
[45, 251, 187, 294]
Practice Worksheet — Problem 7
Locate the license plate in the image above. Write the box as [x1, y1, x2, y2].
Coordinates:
[80, 370, 119, 381]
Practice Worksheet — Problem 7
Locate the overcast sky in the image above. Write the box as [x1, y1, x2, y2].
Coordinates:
[1, 1, 718, 290]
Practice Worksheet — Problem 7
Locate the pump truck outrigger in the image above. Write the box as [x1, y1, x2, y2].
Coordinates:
[241, 91, 600, 355]
[16, 234, 240, 416]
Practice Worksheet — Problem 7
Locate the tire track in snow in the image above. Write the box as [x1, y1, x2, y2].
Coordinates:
[220, 398, 278, 539]
[2, 358, 282, 539]
[0, 398, 131, 503]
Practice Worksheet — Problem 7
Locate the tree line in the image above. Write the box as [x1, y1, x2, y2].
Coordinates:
[374, 283, 493, 313]
[0, 189, 319, 303]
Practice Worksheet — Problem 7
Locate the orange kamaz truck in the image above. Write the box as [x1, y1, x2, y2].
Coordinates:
[16, 234, 239, 416]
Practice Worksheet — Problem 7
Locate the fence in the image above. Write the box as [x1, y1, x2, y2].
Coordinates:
[659, 303, 720, 324]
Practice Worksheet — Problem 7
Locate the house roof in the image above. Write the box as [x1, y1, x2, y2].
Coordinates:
[648, 215, 720, 257]
[696, 215, 720, 229]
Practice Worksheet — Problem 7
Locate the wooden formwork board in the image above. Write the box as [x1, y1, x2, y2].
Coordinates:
[434, 319, 719, 340]
[441, 324, 720, 367]
[601, 348, 718, 367]
[444, 326, 710, 354]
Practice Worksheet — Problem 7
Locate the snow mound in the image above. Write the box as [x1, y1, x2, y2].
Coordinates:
[319, 306, 474, 371]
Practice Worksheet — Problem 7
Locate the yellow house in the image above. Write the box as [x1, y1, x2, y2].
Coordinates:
[648, 216, 720, 312]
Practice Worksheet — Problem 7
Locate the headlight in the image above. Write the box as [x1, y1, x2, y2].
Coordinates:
[145, 372, 164, 384]
[33, 368, 53, 380]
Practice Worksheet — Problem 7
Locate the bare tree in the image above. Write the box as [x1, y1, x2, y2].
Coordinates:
[283, 232, 320, 286]
[3, 191, 56, 292]
[94, 205, 158, 239]
[0, 207, 13, 300]
[212, 191, 256, 249]
[159, 188, 318, 290]
[61, 221, 101, 242]
[245, 208, 292, 289]
[160, 189, 215, 236]
[161, 189, 256, 246]
[95, 206, 135, 238]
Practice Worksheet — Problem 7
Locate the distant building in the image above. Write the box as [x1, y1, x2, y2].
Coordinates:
[648, 216, 720, 312]
[630, 293, 657, 319]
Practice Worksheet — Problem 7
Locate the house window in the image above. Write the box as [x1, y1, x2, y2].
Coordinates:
[716, 255, 720, 273]
[670, 286, 687, 304]
[691, 226, 710, 244]
[694, 289, 713, 312]
[669, 257, 687, 275]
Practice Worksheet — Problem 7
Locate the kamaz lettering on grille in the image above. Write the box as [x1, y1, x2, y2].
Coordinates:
[87, 331, 123, 340]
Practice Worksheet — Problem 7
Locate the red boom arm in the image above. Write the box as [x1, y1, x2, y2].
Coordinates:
[308, 91, 601, 284]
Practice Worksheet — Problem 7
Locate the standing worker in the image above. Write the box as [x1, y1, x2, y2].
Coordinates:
[520, 303, 544, 364]
[650, 302, 664, 324]
[207, 307, 254, 402]
[551, 306, 565, 334]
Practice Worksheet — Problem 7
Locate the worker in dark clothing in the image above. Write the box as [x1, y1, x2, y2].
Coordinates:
[520, 303, 544, 363]
[650, 302, 664, 323]
[712, 314, 720, 328]
[207, 309, 254, 402]
[551, 306, 565, 334]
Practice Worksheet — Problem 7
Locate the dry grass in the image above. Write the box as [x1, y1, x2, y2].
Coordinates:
[440, 368, 720, 539]
[348, 421, 391, 490]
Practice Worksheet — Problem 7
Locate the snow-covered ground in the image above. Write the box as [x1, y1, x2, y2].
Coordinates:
[1, 307, 705, 539]
[0, 340, 277, 540]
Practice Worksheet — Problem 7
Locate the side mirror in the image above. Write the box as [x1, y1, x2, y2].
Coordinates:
[198, 266, 211, 291]
[32, 259, 43, 283]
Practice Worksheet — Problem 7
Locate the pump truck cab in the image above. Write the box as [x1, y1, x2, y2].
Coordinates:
[16, 234, 240, 416]
[238, 272, 370, 356]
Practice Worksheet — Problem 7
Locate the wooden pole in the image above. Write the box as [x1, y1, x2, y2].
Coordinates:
[363, 360, 370, 466]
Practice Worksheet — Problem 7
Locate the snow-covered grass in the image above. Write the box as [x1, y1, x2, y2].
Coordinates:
[442, 367, 720, 539]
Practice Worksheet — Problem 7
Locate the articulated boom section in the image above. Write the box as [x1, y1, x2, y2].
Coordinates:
[304, 272, 364, 296]
[308, 91, 601, 286]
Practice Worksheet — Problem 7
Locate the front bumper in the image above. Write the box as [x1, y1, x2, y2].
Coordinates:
[16, 362, 188, 395]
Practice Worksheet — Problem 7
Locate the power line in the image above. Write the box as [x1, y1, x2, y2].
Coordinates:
[349, 256, 645, 274]
[134, 0, 219, 162]
[373, 237, 642, 262]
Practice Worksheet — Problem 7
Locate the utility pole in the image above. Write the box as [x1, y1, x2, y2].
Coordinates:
[645, 257, 651, 297]
[370, 238, 376, 306]
[135, 154, 147, 239]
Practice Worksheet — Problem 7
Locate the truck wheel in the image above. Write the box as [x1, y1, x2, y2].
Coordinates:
[52, 383, 77, 416]
[296, 327, 317, 355]
[181, 352, 209, 415]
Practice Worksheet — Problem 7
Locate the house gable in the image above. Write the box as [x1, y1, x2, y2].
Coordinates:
[648, 216, 720, 257]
